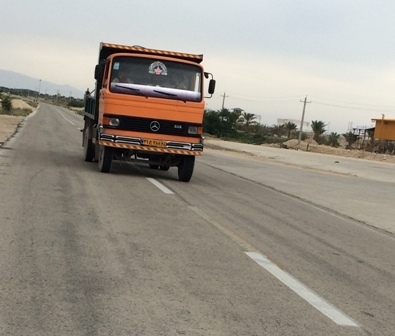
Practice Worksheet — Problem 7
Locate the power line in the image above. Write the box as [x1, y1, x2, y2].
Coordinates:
[313, 101, 395, 111]
[231, 94, 301, 102]
[231, 96, 299, 103]
[217, 92, 395, 112]
[309, 95, 395, 109]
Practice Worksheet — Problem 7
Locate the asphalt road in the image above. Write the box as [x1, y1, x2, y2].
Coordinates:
[202, 140, 395, 235]
[0, 103, 394, 335]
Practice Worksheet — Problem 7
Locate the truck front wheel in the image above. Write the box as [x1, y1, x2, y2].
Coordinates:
[178, 156, 195, 182]
[98, 145, 113, 173]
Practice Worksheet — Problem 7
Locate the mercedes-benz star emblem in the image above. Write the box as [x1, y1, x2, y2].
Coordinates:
[150, 121, 160, 132]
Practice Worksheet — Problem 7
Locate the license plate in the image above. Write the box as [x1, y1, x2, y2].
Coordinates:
[143, 139, 167, 148]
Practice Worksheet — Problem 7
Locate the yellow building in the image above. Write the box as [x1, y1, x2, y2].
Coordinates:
[371, 117, 395, 141]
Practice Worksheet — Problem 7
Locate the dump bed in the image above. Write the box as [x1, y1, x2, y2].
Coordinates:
[98, 42, 203, 64]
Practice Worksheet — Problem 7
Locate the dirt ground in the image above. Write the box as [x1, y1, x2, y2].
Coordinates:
[205, 137, 395, 164]
[277, 138, 395, 164]
[0, 99, 35, 145]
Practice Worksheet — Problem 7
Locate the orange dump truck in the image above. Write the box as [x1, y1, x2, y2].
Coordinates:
[83, 42, 216, 182]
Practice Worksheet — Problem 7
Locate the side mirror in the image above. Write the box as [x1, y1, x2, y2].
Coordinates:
[203, 72, 216, 98]
[208, 79, 216, 95]
[94, 60, 107, 81]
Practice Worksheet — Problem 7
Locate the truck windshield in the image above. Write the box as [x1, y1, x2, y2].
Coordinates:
[109, 56, 202, 102]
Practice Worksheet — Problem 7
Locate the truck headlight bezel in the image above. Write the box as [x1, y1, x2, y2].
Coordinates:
[188, 126, 198, 135]
[109, 118, 120, 127]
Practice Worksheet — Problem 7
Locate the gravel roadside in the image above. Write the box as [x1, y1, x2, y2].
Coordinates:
[0, 115, 25, 145]
[0, 99, 35, 145]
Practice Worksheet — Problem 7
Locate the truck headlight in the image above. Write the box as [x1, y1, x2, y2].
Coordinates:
[188, 126, 198, 134]
[109, 118, 120, 127]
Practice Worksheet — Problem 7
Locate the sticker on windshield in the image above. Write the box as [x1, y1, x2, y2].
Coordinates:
[149, 61, 167, 75]
[113, 62, 120, 70]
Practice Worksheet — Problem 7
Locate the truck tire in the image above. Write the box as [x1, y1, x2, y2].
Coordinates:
[98, 145, 113, 173]
[83, 128, 95, 162]
[178, 155, 195, 182]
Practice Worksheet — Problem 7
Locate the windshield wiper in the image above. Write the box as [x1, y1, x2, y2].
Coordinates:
[115, 85, 148, 98]
[153, 89, 177, 97]
[154, 90, 186, 103]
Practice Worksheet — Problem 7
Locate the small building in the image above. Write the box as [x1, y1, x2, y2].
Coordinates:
[371, 117, 395, 140]
[277, 118, 309, 131]
[371, 117, 395, 153]
[230, 107, 244, 116]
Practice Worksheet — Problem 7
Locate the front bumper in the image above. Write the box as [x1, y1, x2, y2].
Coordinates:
[99, 133, 203, 156]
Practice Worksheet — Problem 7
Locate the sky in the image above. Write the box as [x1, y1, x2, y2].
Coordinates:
[2, 0, 395, 133]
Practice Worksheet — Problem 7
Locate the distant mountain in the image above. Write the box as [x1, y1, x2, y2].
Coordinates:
[0, 69, 84, 99]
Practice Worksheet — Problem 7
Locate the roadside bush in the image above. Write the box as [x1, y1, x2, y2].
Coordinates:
[296, 131, 308, 141]
[68, 98, 84, 108]
[343, 132, 358, 149]
[265, 137, 288, 145]
[317, 135, 327, 145]
[250, 133, 266, 145]
[326, 132, 340, 147]
[11, 108, 33, 117]
[1, 95, 12, 112]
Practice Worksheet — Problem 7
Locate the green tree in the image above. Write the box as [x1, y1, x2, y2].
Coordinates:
[218, 108, 240, 131]
[311, 120, 326, 142]
[257, 124, 272, 136]
[271, 124, 285, 137]
[327, 132, 340, 147]
[241, 112, 257, 130]
[203, 109, 240, 138]
[68, 98, 85, 108]
[343, 131, 358, 149]
[1, 95, 12, 112]
[203, 110, 222, 135]
[284, 122, 298, 139]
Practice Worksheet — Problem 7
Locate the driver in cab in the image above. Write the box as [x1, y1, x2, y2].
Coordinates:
[112, 66, 133, 84]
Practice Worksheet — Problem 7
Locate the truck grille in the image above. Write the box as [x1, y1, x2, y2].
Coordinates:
[104, 114, 201, 138]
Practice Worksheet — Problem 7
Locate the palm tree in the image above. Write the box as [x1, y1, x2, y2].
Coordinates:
[327, 132, 340, 147]
[240, 112, 257, 132]
[271, 124, 285, 137]
[311, 120, 326, 142]
[241, 112, 257, 127]
[218, 108, 240, 130]
[284, 122, 297, 139]
[343, 131, 358, 149]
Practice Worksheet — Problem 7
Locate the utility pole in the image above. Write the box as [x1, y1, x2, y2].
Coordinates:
[221, 91, 229, 110]
[37, 79, 41, 100]
[298, 96, 311, 144]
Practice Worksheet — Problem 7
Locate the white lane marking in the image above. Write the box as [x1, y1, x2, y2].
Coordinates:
[189, 207, 359, 328]
[147, 178, 174, 194]
[57, 110, 76, 126]
[246, 252, 359, 327]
